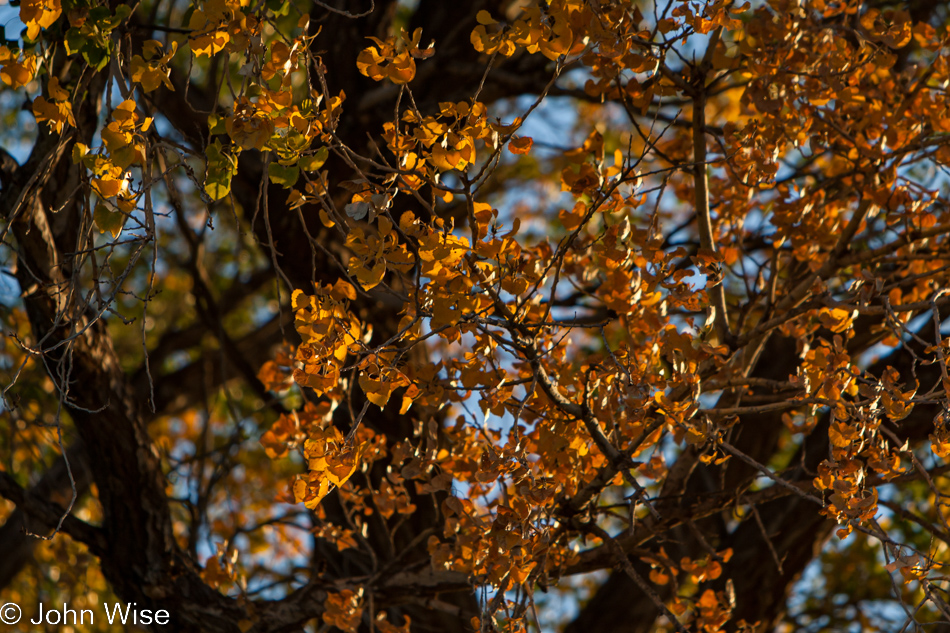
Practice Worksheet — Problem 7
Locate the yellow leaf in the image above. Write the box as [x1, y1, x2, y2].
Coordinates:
[71, 143, 89, 164]
[21, 0, 62, 40]
[47, 76, 69, 100]
[331, 279, 357, 301]
[558, 204, 586, 230]
[32, 96, 76, 132]
[325, 449, 360, 486]
[189, 11, 230, 59]
[351, 259, 386, 291]
[226, 108, 274, 151]
[0, 46, 38, 88]
[818, 307, 854, 333]
[387, 50, 416, 84]
[319, 209, 336, 227]
[359, 373, 394, 408]
[356, 46, 387, 81]
[476, 10, 496, 25]
[131, 55, 173, 92]
[293, 479, 308, 503]
[92, 176, 124, 199]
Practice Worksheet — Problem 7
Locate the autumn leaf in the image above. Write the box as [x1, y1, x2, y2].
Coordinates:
[359, 372, 395, 408]
[349, 259, 387, 291]
[21, 0, 62, 41]
[130, 40, 177, 92]
[11, 2, 950, 632]
[357, 36, 417, 84]
[0, 46, 38, 88]
[508, 136, 533, 155]
[226, 102, 275, 151]
[323, 590, 363, 633]
[32, 84, 76, 133]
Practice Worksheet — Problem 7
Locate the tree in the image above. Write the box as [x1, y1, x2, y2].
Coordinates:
[2, 0, 950, 631]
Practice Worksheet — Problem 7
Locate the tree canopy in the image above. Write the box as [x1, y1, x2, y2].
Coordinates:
[3, 0, 950, 631]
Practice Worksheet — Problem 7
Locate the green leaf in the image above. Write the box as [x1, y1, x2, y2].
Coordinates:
[83, 43, 111, 71]
[65, 28, 83, 56]
[268, 162, 299, 188]
[180, 5, 195, 29]
[104, 4, 132, 29]
[65, 25, 111, 70]
[284, 130, 309, 154]
[266, 0, 291, 16]
[71, 143, 89, 165]
[205, 140, 238, 201]
[88, 6, 113, 23]
[205, 178, 232, 201]
[208, 114, 227, 136]
[299, 147, 329, 172]
[94, 202, 124, 238]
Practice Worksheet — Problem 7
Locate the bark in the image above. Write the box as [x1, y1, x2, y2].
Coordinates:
[0, 440, 94, 589]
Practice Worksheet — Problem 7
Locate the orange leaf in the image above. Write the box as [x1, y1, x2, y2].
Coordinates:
[508, 136, 533, 155]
